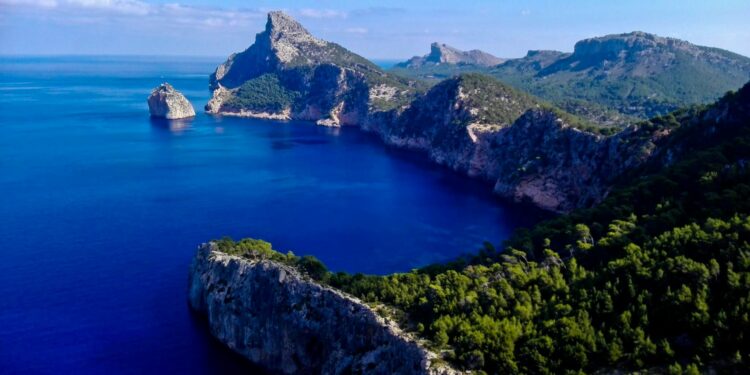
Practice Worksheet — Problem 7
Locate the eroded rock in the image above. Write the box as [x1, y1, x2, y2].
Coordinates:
[148, 83, 195, 119]
[188, 243, 460, 375]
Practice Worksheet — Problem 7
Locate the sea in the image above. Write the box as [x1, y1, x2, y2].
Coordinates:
[0, 55, 539, 374]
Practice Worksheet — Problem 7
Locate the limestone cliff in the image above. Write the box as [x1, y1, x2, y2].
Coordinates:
[205, 11, 419, 125]
[365, 74, 665, 212]
[188, 243, 460, 375]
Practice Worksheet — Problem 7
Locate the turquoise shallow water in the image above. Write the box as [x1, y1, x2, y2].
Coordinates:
[0, 56, 539, 373]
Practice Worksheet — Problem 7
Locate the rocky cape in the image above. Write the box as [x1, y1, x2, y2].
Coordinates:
[363, 74, 669, 212]
[188, 243, 459, 375]
[203, 12, 686, 213]
[147, 83, 195, 119]
[205, 11, 419, 125]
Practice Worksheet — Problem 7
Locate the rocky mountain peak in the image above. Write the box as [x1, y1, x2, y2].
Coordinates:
[261, 11, 327, 63]
[397, 42, 503, 68]
[428, 42, 460, 63]
[266, 11, 313, 40]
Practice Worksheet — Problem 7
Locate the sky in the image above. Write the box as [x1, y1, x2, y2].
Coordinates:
[0, 0, 749, 60]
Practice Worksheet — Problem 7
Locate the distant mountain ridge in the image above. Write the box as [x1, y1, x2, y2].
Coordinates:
[396, 42, 504, 68]
[494, 31, 750, 118]
[391, 31, 750, 120]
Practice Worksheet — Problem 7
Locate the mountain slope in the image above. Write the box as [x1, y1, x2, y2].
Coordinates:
[390, 33, 750, 122]
[368, 73, 670, 212]
[490, 31, 750, 119]
[206, 11, 422, 123]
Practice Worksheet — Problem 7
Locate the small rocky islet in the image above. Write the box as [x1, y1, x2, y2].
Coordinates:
[147, 82, 195, 120]
[179, 11, 750, 374]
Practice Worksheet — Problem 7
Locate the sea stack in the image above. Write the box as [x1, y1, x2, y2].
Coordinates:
[147, 83, 195, 119]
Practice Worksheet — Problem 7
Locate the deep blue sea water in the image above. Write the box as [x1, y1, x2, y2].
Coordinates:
[0, 56, 539, 374]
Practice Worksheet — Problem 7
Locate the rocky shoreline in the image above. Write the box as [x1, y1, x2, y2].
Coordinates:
[188, 243, 460, 375]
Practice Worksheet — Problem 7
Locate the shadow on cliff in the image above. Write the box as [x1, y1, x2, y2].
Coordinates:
[187, 308, 270, 374]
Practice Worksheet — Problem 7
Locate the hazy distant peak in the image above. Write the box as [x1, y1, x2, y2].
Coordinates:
[397, 42, 504, 68]
[567, 31, 750, 64]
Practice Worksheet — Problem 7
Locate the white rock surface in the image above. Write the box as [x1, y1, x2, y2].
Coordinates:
[147, 83, 195, 119]
[189, 243, 461, 375]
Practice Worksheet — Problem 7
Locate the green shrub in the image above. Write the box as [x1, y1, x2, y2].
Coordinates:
[224, 73, 301, 112]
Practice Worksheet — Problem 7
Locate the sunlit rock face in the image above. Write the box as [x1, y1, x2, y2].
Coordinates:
[147, 83, 195, 120]
[188, 243, 460, 375]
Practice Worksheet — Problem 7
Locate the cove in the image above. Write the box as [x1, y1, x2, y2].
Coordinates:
[0, 56, 541, 373]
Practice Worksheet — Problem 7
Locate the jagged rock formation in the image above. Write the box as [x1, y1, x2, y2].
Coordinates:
[188, 243, 460, 375]
[147, 83, 195, 119]
[396, 42, 504, 68]
[365, 74, 664, 211]
[206, 11, 420, 125]
[490, 31, 750, 118]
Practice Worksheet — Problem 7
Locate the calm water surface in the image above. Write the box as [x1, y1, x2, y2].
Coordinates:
[0, 56, 539, 374]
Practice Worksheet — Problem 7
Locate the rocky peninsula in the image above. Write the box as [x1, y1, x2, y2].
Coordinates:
[148, 83, 195, 119]
[188, 242, 459, 375]
[201, 12, 685, 212]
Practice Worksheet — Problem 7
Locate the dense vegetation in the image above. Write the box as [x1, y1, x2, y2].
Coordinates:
[216, 83, 750, 373]
[224, 73, 301, 112]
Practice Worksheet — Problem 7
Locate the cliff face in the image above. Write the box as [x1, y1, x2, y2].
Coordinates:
[486, 111, 661, 211]
[206, 11, 417, 125]
[366, 74, 664, 212]
[188, 243, 459, 375]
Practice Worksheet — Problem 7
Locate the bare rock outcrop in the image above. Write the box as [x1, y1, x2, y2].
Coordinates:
[368, 74, 665, 212]
[396, 42, 505, 68]
[188, 243, 460, 375]
[147, 83, 195, 119]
